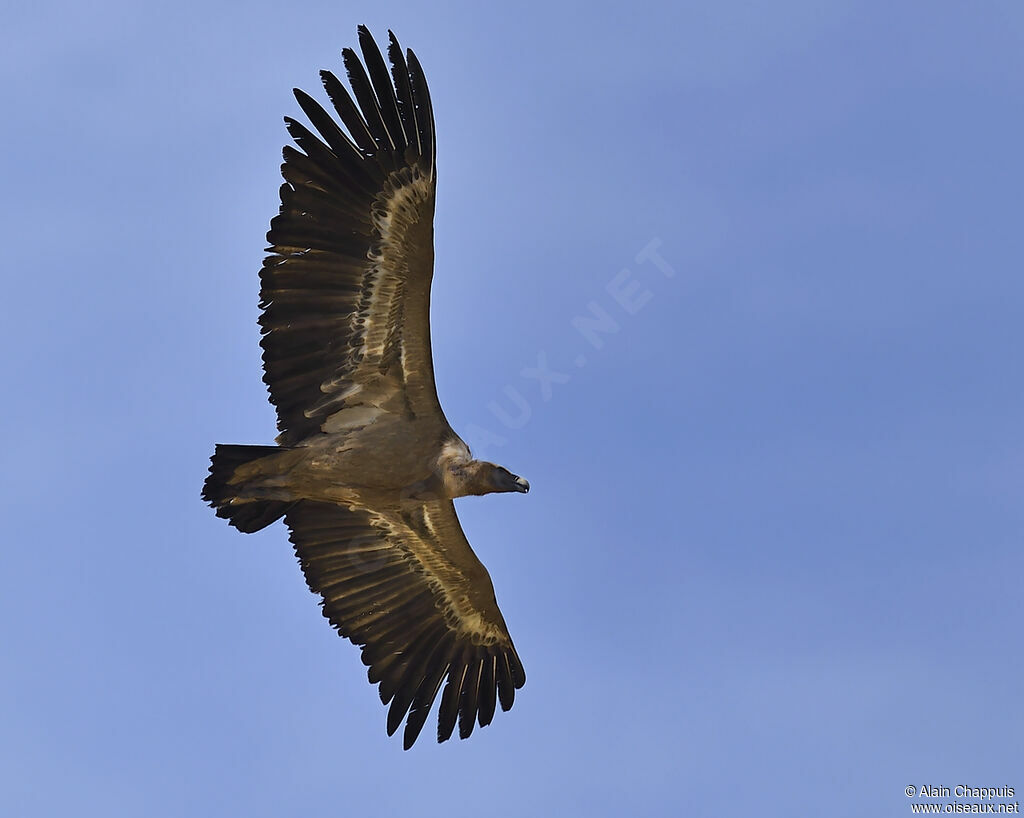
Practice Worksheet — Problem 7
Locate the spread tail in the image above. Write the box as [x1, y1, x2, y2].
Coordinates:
[202, 444, 294, 533]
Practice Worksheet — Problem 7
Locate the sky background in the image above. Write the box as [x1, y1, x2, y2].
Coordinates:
[3, 1, 1022, 815]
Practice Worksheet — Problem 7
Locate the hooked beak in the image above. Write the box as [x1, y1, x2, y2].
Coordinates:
[492, 467, 530, 494]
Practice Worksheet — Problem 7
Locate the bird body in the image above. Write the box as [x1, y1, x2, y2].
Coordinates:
[202, 26, 529, 749]
[221, 429, 524, 506]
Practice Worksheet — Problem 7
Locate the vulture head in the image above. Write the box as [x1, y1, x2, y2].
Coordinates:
[456, 462, 529, 496]
[488, 465, 531, 495]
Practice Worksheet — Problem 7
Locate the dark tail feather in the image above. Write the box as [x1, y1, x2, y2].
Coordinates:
[202, 444, 293, 533]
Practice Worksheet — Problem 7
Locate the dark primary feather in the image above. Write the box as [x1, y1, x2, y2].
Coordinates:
[406, 50, 435, 170]
[286, 501, 525, 748]
[387, 32, 420, 159]
[437, 657, 468, 743]
[319, 69, 379, 157]
[292, 90, 362, 162]
[342, 46, 395, 155]
[358, 25, 406, 148]
[458, 658, 482, 739]
[478, 656, 497, 727]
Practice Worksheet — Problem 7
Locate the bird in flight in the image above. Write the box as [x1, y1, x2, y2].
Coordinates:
[202, 26, 529, 749]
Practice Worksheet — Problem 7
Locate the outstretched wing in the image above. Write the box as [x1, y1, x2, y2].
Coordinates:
[259, 27, 445, 445]
[286, 500, 526, 749]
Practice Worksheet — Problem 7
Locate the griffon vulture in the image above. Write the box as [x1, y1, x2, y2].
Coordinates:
[202, 26, 529, 749]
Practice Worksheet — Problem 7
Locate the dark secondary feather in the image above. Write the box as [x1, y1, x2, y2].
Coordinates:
[259, 28, 438, 446]
[286, 502, 526, 749]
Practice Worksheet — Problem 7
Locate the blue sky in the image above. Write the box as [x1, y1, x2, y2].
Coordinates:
[3, 1, 1022, 815]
